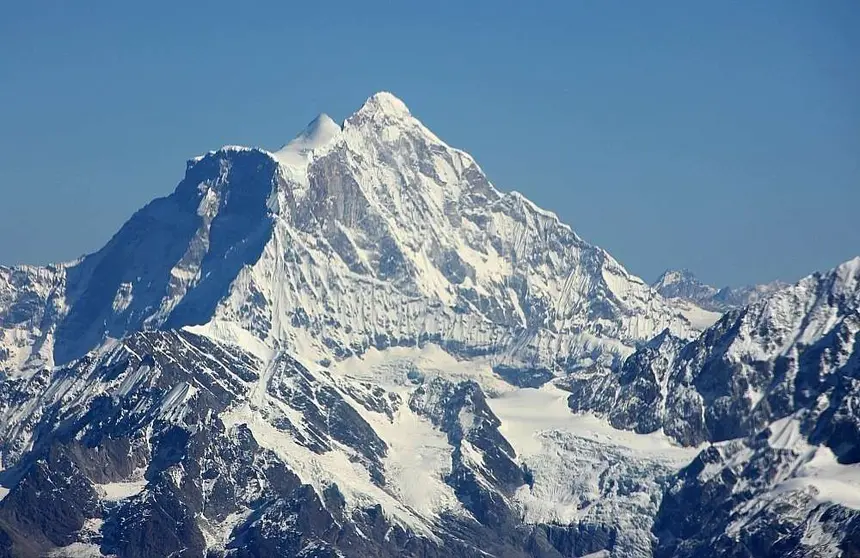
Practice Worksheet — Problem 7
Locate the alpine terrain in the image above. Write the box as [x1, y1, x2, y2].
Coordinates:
[0, 92, 857, 558]
[651, 269, 788, 312]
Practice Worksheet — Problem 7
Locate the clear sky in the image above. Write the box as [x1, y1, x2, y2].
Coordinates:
[1, 1, 857, 287]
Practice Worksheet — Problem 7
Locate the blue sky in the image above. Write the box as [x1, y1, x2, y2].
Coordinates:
[1, 1, 857, 286]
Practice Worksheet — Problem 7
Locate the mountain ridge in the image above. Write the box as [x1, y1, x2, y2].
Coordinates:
[652, 267, 789, 312]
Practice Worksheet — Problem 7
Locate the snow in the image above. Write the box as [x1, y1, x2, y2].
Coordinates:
[768, 414, 806, 450]
[96, 479, 147, 501]
[488, 384, 700, 460]
[762, 415, 860, 510]
[655, 270, 691, 287]
[273, 113, 342, 169]
[675, 299, 722, 331]
[111, 282, 133, 313]
[330, 344, 512, 395]
[797, 509, 845, 558]
[746, 384, 764, 409]
[777, 457, 860, 510]
[355, 91, 412, 118]
[46, 543, 105, 557]
[1, 90, 858, 555]
[356, 390, 462, 518]
[487, 383, 700, 539]
[157, 381, 197, 423]
[185, 320, 274, 362]
[775, 459, 860, 510]
[218, 347, 464, 538]
[222, 401, 443, 539]
[188, 88, 716, 388]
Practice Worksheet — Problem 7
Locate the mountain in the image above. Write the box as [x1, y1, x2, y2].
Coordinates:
[651, 269, 720, 304]
[652, 268, 788, 312]
[0, 92, 857, 557]
[2, 92, 719, 381]
[568, 256, 860, 556]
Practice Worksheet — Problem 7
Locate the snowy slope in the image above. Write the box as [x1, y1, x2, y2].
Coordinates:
[568, 257, 860, 556]
[0, 265, 66, 377]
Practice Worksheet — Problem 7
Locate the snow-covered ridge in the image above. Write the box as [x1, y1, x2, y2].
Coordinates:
[352, 91, 412, 118]
[198, 92, 720, 372]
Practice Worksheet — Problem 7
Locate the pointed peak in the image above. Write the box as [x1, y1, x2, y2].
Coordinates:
[300, 113, 342, 141]
[273, 113, 342, 168]
[353, 91, 411, 119]
[828, 255, 860, 291]
[644, 328, 681, 350]
[287, 112, 341, 147]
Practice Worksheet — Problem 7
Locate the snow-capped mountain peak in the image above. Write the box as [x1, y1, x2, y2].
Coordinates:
[652, 268, 719, 299]
[652, 267, 789, 311]
[274, 112, 343, 168]
[1, 92, 718, 377]
[354, 90, 412, 119]
[653, 268, 707, 289]
[833, 254, 860, 292]
[282, 112, 342, 151]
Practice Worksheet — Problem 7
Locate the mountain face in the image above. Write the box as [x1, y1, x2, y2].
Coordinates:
[652, 268, 788, 312]
[568, 257, 860, 556]
[0, 92, 858, 558]
[572, 258, 860, 448]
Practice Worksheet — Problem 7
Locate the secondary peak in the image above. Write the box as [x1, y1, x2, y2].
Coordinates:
[274, 113, 342, 167]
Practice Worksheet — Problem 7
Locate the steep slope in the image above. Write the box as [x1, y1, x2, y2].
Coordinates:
[204, 92, 719, 376]
[652, 269, 720, 304]
[653, 417, 860, 558]
[0, 92, 723, 558]
[653, 268, 788, 312]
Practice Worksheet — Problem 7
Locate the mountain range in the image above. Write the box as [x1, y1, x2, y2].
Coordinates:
[651, 269, 788, 312]
[0, 92, 857, 558]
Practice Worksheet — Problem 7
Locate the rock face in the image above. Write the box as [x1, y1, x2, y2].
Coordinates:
[653, 430, 860, 558]
[0, 265, 65, 377]
[0, 92, 858, 557]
